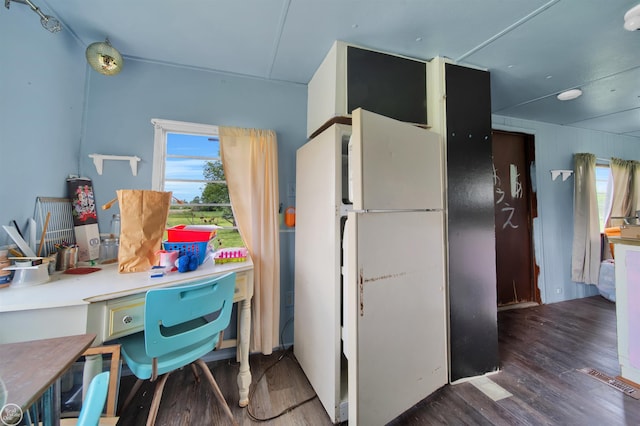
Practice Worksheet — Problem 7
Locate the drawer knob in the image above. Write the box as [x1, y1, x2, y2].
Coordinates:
[122, 315, 133, 325]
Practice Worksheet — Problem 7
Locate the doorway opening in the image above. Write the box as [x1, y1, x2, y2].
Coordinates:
[492, 130, 540, 308]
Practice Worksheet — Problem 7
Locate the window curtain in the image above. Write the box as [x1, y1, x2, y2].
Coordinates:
[631, 163, 640, 215]
[219, 127, 280, 355]
[606, 158, 636, 228]
[571, 153, 600, 285]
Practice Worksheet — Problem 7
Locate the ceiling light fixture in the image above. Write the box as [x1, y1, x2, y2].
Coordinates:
[557, 89, 583, 101]
[4, 0, 61, 33]
[624, 3, 640, 31]
[86, 38, 124, 76]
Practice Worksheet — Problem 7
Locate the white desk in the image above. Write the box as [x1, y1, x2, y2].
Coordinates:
[0, 257, 254, 407]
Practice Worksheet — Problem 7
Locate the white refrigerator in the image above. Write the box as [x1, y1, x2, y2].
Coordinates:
[294, 108, 447, 425]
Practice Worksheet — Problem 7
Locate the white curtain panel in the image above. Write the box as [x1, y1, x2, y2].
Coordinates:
[607, 158, 635, 228]
[219, 126, 281, 355]
[629, 162, 640, 217]
[571, 153, 600, 285]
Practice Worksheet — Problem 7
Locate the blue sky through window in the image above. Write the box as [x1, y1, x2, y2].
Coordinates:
[595, 164, 611, 231]
[166, 133, 220, 202]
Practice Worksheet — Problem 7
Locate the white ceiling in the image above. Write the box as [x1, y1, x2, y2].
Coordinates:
[10, 0, 640, 138]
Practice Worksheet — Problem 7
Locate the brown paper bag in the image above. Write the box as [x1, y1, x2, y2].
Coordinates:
[117, 190, 172, 273]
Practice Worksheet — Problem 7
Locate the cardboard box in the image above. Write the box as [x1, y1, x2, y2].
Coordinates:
[74, 223, 100, 261]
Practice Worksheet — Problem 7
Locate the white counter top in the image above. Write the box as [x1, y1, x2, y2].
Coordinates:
[609, 236, 640, 246]
[0, 256, 253, 313]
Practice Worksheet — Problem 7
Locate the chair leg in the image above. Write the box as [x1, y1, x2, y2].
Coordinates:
[147, 372, 171, 426]
[190, 363, 201, 383]
[120, 378, 143, 414]
[195, 359, 237, 426]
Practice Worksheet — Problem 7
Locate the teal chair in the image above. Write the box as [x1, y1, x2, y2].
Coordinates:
[119, 272, 237, 426]
[76, 371, 110, 426]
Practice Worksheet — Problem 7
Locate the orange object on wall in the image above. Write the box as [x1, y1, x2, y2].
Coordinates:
[604, 226, 621, 237]
[604, 227, 621, 259]
[285, 207, 296, 227]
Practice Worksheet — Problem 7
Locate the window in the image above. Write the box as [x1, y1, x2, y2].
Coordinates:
[151, 119, 244, 248]
[595, 160, 613, 231]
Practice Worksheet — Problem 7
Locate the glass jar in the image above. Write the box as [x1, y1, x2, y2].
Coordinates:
[99, 237, 119, 264]
[110, 214, 121, 242]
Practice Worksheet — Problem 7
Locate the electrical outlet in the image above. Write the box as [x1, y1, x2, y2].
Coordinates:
[556, 287, 563, 294]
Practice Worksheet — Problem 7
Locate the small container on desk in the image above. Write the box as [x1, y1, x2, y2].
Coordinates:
[167, 225, 217, 242]
[214, 247, 248, 264]
[56, 246, 78, 271]
[162, 241, 210, 265]
[99, 237, 119, 264]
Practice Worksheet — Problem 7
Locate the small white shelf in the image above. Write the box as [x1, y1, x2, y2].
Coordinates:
[89, 154, 141, 176]
[550, 169, 573, 181]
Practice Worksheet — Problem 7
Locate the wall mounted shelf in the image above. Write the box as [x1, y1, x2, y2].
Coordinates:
[550, 169, 573, 181]
[89, 154, 141, 176]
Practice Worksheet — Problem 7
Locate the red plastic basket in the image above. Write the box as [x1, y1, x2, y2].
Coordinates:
[162, 241, 209, 264]
[166, 225, 216, 242]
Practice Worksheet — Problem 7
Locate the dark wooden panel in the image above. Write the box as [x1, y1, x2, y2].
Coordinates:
[347, 46, 427, 125]
[445, 63, 500, 382]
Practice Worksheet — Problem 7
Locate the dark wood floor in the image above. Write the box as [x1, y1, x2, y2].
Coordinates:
[116, 296, 640, 425]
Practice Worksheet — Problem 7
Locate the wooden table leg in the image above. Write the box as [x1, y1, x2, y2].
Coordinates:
[237, 298, 252, 407]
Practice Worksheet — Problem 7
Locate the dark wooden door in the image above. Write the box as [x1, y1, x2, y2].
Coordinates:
[492, 130, 539, 306]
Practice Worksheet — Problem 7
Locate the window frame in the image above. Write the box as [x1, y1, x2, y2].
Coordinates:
[151, 119, 246, 249]
[595, 159, 612, 231]
[151, 118, 231, 222]
[151, 118, 220, 192]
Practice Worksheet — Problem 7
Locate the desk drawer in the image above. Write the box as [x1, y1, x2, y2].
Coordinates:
[102, 271, 250, 342]
[106, 295, 145, 340]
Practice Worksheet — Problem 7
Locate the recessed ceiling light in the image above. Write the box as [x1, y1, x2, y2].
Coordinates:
[557, 89, 583, 101]
[415, 37, 422, 42]
[624, 4, 640, 31]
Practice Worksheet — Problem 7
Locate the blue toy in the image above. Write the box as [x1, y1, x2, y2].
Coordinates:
[177, 253, 199, 273]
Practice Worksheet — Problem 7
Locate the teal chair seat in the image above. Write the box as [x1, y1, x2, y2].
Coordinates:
[119, 272, 237, 426]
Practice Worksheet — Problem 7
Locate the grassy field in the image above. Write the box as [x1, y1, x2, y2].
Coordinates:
[167, 208, 245, 248]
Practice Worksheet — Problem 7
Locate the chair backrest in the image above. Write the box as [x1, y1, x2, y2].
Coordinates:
[76, 371, 110, 426]
[144, 272, 236, 359]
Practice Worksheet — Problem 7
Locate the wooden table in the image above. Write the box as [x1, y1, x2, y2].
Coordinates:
[0, 333, 96, 426]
